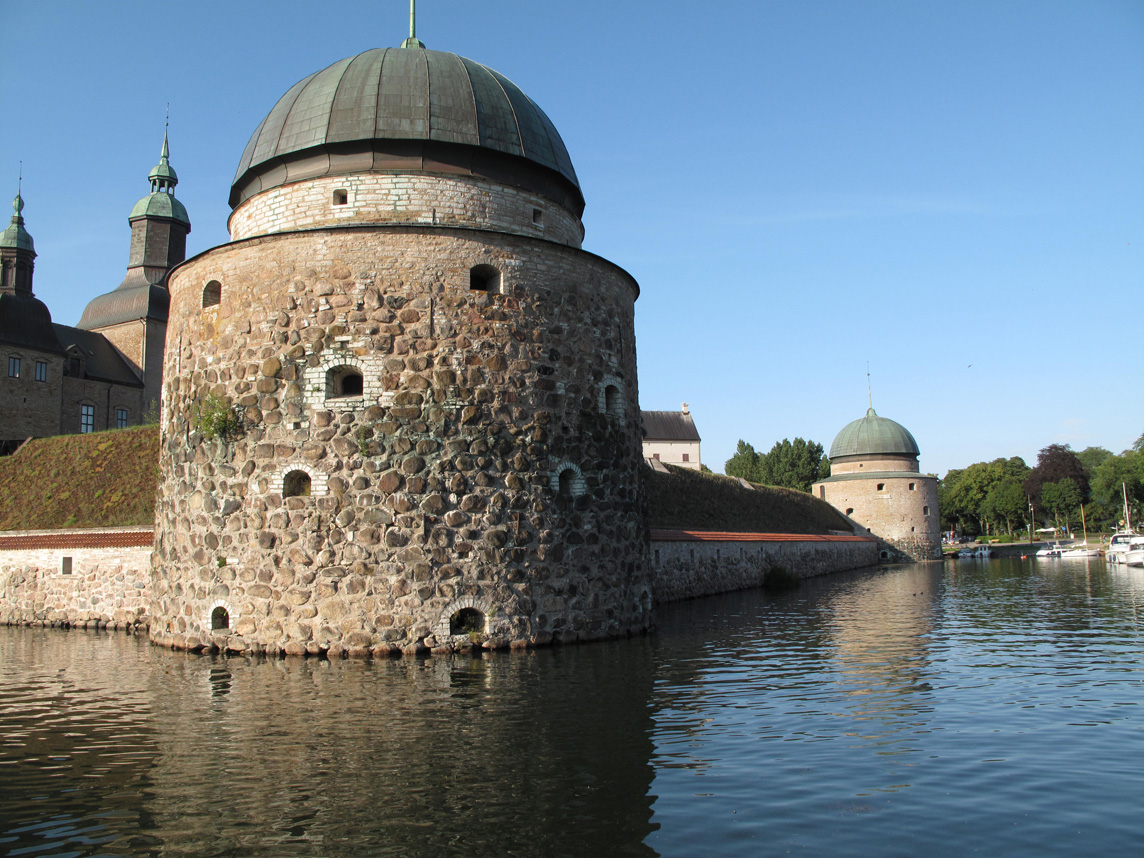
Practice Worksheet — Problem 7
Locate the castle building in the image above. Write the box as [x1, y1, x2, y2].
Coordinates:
[0, 140, 186, 452]
[640, 404, 701, 470]
[149, 38, 651, 655]
[812, 408, 941, 561]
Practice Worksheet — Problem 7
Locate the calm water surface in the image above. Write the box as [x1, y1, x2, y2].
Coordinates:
[2, 558, 1142, 857]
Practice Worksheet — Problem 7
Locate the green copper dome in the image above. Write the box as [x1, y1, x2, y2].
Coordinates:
[131, 132, 190, 226]
[230, 45, 583, 214]
[0, 192, 35, 253]
[829, 408, 920, 460]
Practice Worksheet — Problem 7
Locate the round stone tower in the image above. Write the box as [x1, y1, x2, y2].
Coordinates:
[811, 408, 941, 561]
[149, 43, 650, 656]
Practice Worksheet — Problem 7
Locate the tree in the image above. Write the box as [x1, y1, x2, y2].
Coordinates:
[724, 440, 761, 483]
[982, 476, 1027, 537]
[1025, 444, 1089, 508]
[757, 438, 829, 492]
[1092, 448, 1144, 529]
[1040, 478, 1083, 533]
[1077, 446, 1113, 476]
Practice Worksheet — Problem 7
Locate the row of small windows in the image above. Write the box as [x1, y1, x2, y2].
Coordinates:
[78, 404, 130, 434]
[199, 264, 507, 309]
[6, 356, 49, 381]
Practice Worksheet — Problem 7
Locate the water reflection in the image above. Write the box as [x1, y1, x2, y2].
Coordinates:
[3, 559, 1143, 858]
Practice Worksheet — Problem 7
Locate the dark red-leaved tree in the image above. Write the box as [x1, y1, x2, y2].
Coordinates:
[1024, 443, 1090, 506]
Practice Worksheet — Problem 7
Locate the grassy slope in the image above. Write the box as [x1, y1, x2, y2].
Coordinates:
[645, 464, 850, 534]
[0, 427, 160, 530]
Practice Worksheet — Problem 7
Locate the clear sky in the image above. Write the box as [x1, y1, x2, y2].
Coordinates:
[2, 0, 1141, 477]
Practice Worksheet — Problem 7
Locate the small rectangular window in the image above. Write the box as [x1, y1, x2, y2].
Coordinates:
[682, 453, 689, 462]
[876, 483, 885, 491]
[80, 404, 95, 433]
[532, 207, 543, 225]
[653, 453, 660, 460]
[35, 360, 47, 382]
[116, 408, 128, 429]
[909, 482, 916, 491]
[7, 356, 19, 378]
[333, 189, 348, 206]
[61, 556, 72, 575]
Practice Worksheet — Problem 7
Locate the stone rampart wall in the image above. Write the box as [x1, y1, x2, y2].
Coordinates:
[228, 174, 584, 248]
[650, 531, 880, 604]
[0, 528, 152, 628]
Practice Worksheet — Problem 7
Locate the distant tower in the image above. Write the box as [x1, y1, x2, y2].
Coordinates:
[78, 130, 191, 409]
[812, 408, 941, 561]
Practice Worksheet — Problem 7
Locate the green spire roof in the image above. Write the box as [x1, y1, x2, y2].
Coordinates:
[0, 191, 36, 254]
[131, 130, 190, 225]
[828, 408, 920, 460]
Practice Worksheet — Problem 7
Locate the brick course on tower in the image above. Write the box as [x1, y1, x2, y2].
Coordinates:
[149, 44, 651, 656]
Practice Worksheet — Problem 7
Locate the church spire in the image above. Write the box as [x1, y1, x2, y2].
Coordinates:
[1, 181, 37, 296]
[401, 0, 426, 48]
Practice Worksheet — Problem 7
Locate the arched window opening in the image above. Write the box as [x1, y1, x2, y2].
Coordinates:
[202, 280, 221, 309]
[450, 607, 485, 636]
[845, 507, 854, 516]
[332, 189, 349, 206]
[211, 606, 230, 631]
[326, 366, 364, 399]
[604, 384, 621, 417]
[558, 468, 574, 498]
[283, 470, 312, 498]
[469, 264, 500, 293]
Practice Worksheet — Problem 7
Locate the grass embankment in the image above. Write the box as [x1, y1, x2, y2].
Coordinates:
[645, 464, 851, 534]
[0, 426, 160, 530]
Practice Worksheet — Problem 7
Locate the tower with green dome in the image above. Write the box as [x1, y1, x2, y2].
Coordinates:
[812, 407, 941, 561]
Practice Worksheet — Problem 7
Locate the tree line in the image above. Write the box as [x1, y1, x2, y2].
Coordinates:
[940, 433, 1144, 537]
[724, 438, 830, 493]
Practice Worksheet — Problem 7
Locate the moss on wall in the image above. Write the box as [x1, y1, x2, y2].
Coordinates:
[645, 464, 851, 534]
[0, 427, 159, 530]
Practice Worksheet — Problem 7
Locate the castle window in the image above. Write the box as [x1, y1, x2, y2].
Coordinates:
[450, 607, 485, 636]
[7, 356, 19, 378]
[846, 508, 854, 515]
[60, 557, 72, 575]
[532, 207, 543, 225]
[551, 462, 586, 499]
[909, 483, 916, 491]
[35, 361, 47, 382]
[819, 486, 826, 499]
[682, 453, 690, 462]
[116, 408, 128, 429]
[923, 505, 930, 516]
[283, 470, 312, 498]
[469, 264, 500, 293]
[202, 280, 221, 309]
[603, 383, 623, 418]
[211, 606, 230, 631]
[326, 365, 364, 399]
[876, 483, 885, 491]
[332, 189, 349, 206]
[80, 404, 95, 434]
[558, 468, 574, 498]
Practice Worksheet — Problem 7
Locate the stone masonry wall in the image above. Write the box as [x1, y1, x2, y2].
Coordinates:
[228, 174, 584, 249]
[651, 532, 880, 603]
[817, 475, 941, 561]
[154, 223, 647, 657]
[0, 528, 152, 628]
[1, 346, 63, 439]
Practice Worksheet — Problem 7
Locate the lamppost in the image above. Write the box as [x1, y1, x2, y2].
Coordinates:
[1028, 499, 1034, 545]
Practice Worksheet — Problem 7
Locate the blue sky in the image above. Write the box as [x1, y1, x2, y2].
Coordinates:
[2, 0, 1141, 477]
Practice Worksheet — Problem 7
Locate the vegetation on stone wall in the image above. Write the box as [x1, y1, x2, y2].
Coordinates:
[646, 464, 850, 534]
[0, 427, 159, 530]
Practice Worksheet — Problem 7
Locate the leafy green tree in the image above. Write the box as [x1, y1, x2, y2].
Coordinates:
[724, 440, 761, 483]
[1040, 478, 1083, 533]
[982, 476, 1028, 537]
[1092, 448, 1144, 529]
[1077, 446, 1113, 477]
[757, 438, 829, 492]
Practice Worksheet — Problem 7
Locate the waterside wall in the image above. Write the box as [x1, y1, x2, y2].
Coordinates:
[650, 530, 880, 603]
[0, 528, 152, 629]
[2, 527, 879, 640]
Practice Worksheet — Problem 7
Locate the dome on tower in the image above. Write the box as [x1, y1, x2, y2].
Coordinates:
[229, 46, 583, 214]
[828, 408, 920, 460]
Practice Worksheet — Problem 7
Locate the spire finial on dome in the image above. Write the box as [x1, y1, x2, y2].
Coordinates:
[401, 0, 426, 48]
[866, 362, 876, 415]
[148, 115, 179, 194]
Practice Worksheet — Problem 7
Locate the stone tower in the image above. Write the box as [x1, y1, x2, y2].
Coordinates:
[812, 408, 941, 561]
[78, 131, 190, 410]
[150, 42, 649, 656]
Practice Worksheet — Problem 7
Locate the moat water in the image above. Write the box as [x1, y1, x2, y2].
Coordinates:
[2, 557, 1142, 857]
